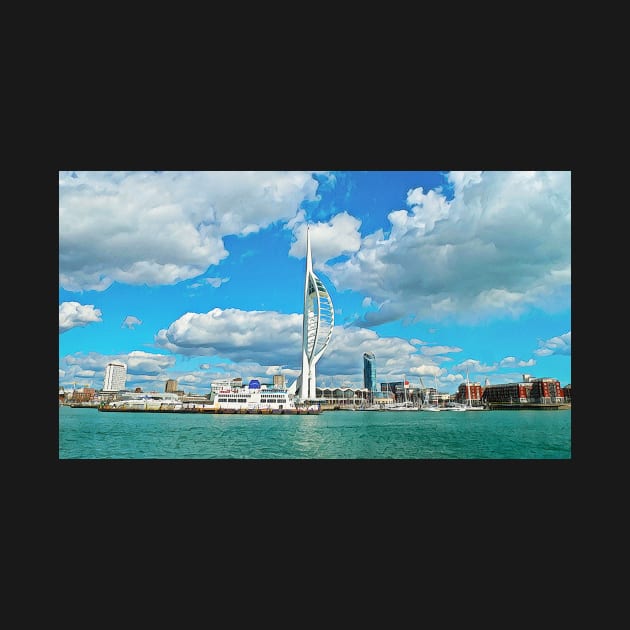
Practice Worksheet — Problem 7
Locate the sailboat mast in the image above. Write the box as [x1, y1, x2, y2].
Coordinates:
[466, 369, 471, 405]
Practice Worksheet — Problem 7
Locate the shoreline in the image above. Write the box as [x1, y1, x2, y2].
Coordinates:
[62, 403, 571, 414]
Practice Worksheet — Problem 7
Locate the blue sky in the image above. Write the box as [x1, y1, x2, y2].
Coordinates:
[59, 171, 571, 394]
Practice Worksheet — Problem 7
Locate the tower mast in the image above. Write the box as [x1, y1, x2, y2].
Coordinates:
[289, 226, 334, 400]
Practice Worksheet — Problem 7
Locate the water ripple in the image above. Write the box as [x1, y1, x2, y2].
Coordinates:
[59, 407, 572, 459]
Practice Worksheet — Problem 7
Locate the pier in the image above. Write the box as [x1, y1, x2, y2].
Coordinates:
[97, 405, 321, 415]
[486, 402, 571, 411]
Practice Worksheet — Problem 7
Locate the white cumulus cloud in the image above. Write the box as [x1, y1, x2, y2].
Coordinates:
[322, 171, 571, 326]
[288, 211, 363, 267]
[59, 302, 102, 334]
[122, 316, 142, 329]
[152, 307, 447, 386]
[59, 171, 321, 292]
[534, 331, 571, 357]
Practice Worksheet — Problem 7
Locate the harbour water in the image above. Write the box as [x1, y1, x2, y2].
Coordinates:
[59, 405, 571, 459]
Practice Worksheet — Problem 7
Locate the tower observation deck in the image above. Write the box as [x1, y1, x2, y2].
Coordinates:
[289, 226, 334, 401]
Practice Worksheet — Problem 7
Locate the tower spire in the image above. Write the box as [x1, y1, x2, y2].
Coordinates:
[288, 225, 334, 401]
[305, 225, 312, 273]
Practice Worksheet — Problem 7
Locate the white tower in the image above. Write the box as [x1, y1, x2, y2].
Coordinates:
[289, 226, 334, 401]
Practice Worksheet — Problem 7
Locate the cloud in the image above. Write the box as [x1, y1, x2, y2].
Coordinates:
[154, 307, 448, 387]
[205, 277, 230, 288]
[59, 171, 321, 292]
[446, 171, 483, 195]
[534, 331, 571, 357]
[122, 316, 142, 329]
[177, 373, 207, 386]
[322, 171, 571, 327]
[498, 356, 536, 368]
[454, 359, 497, 374]
[59, 313, 556, 393]
[60, 350, 178, 391]
[288, 211, 362, 266]
[62, 311, 433, 391]
[154, 308, 304, 364]
[126, 350, 176, 375]
[419, 345, 463, 356]
[59, 302, 102, 334]
[187, 277, 230, 289]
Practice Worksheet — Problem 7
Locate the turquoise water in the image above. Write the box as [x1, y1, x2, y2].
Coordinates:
[58, 406, 571, 459]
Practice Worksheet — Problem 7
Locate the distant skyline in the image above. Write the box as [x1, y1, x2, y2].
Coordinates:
[59, 171, 571, 394]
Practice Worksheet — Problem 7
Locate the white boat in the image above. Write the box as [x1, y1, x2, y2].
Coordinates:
[445, 403, 468, 412]
[100, 395, 184, 411]
[418, 376, 443, 412]
[212, 380, 320, 414]
[419, 403, 442, 412]
[389, 376, 416, 410]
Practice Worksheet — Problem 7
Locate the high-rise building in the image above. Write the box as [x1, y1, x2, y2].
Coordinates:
[289, 226, 334, 400]
[102, 361, 127, 392]
[363, 352, 377, 393]
[165, 379, 178, 393]
[273, 374, 286, 389]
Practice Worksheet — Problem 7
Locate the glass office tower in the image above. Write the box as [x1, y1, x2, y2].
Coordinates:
[363, 352, 377, 394]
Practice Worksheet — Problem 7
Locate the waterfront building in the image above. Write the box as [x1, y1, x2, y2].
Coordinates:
[314, 386, 402, 408]
[210, 378, 243, 396]
[564, 383, 572, 402]
[383, 381, 426, 406]
[165, 379, 178, 393]
[273, 374, 286, 389]
[528, 377, 565, 403]
[102, 361, 127, 392]
[289, 226, 334, 401]
[120, 390, 181, 401]
[482, 376, 565, 405]
[381, 381, 405, 401]
[363, 352, 377, 395]
[456, 379, 483, 404]
[316, 387, 369, 408]
[72, 387, 96, 403]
